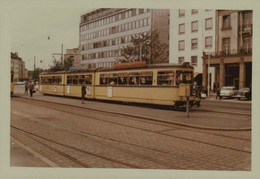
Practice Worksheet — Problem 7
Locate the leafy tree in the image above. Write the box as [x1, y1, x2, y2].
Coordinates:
[32, 68, 44, 81]
[49, 56, 74, 72]
[118, 30, 169, 64]
[64, 56, 74, 71]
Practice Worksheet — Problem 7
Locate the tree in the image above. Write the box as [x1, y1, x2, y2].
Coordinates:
[32, 68, 44, 81]
[64, 56, 74, 71]
[118, 30, 169, 64]
[49, 56, 74, 72]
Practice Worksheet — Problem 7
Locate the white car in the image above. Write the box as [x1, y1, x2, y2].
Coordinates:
[220, 86, 236, 98]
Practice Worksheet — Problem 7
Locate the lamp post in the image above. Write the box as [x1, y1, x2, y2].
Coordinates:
[207, 53, 210, 98]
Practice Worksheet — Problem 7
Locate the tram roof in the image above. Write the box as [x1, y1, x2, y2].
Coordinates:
[40, 62, 193, 75]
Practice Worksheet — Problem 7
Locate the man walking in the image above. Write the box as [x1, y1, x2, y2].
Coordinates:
[28, 81, 35, 97]
[216, 88, 221, 100]
[24, 81, 29, 95]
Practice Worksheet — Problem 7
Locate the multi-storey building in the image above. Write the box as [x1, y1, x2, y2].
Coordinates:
[79, 8, 169, 69]
[11, 52, 28, 81]
[202, 10, 252, 89]
[64, 47, 80, 67]
[170, 9, 216, 87]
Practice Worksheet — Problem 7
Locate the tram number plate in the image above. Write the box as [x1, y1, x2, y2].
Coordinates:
[67, 85, 70, 94]
[108, 86, 112, 97]
[87, 86, 90, 95]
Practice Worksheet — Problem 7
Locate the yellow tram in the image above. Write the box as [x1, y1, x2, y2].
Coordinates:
[39, 62, 195, 108]
[10, 71, 14, 95]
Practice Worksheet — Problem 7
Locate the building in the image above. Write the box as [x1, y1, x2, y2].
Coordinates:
[79, 8, 169, 69]
[64, 47, 80, 67]
[11, 52, 28, 81]
[202, 10, 252, 90]
[170, 9, 216, 87]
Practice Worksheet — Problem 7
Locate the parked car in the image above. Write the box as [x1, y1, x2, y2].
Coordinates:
[233, 87, 251, 100]
[220, 86, 236, 99]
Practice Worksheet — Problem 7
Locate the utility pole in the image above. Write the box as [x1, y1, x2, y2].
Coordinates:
[34, 56, 36, 71]
[61, 44, 63, 65]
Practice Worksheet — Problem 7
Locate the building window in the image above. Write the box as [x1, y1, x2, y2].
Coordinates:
[179, 9, 185, 17]
[205, 36, 212, 48]
[222, 15, 231, 29]
[205, 18, 213, 30]
[191, 21, 198, 32]
[139, 9, 144, 14]
[191, 56, 197, 66]
[179, 23, 185, 34]
[243, 11, 252, 26]
[178, 40, 185, 51]
[205, 9, 212, 12]
[191, 9, 198, 14]
[178, 57, 184, 64]
[243, 37, 251, 53]
[223, 38, 230, 55]
[191, 38, 198, 50]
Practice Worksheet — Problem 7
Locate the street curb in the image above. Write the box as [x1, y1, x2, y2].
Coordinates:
[14, 95, 251, 131]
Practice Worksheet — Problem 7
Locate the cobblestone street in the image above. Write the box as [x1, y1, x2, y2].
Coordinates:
[10, 95, 251, 170]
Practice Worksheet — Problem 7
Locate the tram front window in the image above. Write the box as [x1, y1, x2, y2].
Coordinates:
[176, 71, 193, 85]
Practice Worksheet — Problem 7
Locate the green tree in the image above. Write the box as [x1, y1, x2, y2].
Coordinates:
[49, 57, 74, 72]
[118, 30, 169, 64]
[32, 68, 44, 81]
[64, 56, 74, 71]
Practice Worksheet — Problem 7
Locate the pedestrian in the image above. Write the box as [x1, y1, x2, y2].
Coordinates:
[81, 82, 86, 104]
[213, 82, 216, 93]
[24, 81, 29, 95]
[28, 81, 35, 97]
[216, 88, 221, 100]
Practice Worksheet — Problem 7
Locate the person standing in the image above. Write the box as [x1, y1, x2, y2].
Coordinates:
[28, 81, 34, 97]
[216, 88, 221, 100]
[81, 82, 86, 104]
[24, 81, 29, 95]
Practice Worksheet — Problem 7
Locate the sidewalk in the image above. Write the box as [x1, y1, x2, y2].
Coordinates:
[205, 92, 252, 104]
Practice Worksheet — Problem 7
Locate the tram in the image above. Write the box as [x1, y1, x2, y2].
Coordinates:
[39, 62, 195, 108]
[11, 71, 14, 95]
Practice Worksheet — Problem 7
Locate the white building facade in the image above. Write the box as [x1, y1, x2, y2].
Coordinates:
[79, 8, 169, 69]
[170, 9, 216, 88]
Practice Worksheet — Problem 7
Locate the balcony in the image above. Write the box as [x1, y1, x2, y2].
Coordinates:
[240, 24, 253, 35]
[205, 48, 252, 58]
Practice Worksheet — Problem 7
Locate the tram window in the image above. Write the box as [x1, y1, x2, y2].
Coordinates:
[129, 73, 140, 85]
[47, 78, 52, 84]
[157, 71, 174, 85]
[176, 71, 193, 85]
[100, 74, 108, 85]
[53, 76, 62, 85]
[85, 75, 92, 85]
[140, 72, 153, 85]
[79, 75, 85, 84]
[108, 74, 118, 85]
[67, 76, 72, 85]
[118, 73, 128, 85]
[72, 75, 79, 85]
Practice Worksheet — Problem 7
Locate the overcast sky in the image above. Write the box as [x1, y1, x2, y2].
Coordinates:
[4, 0, 90, 70]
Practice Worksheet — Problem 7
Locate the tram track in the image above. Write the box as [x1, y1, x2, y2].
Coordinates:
[13, 95, 251, 131]
[11, 120, 248, 170]
[12, 97, 251, 153]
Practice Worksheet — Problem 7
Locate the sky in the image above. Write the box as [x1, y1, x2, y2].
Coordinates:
[3, 0, 90, 70]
